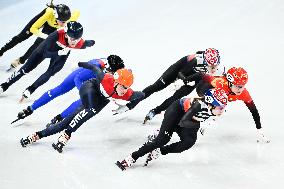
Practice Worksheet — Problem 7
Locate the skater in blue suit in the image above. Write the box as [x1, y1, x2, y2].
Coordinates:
[14, 55, 125, 125]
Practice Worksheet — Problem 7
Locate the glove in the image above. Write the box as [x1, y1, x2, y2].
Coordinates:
[112, 102, 129, 115]
[256, 128, 270, 143]
[199, 127, 206, 135]
[58, 48, 70, 56]
[38, 32, 48, 39]
[84, 40, 95, 47]
[170, 79, 184, 91]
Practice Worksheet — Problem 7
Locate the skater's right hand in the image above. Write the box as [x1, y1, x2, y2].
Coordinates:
[38, 33, 48, 39]
[112, 102, 129, 115]
[256, 128, 270, 143]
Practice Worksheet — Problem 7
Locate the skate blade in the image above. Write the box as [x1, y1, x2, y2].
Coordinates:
[20, 138, 26, 147]
[19, 96, 26, 103]
[143, 159, 150, 167]
[143, 117, 150, 124]
[6, 67, 16, 72]
[115, 161, 126, 171]
[52, 143, 63, 153]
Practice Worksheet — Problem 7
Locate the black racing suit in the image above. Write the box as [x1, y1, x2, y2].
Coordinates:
[0, 31, 94, 94]
[142, 52, 206, 115]
[0, 8, 55, 63]
[132, 99, 212, 160]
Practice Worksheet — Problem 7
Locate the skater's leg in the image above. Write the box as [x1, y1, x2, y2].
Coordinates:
[142, 56, 187, 99]
[0, 52, 44, 91]
[31, 73, 76, 111]
[132, 101, 184, 160]
[153, 85, 196, 114]
[26, 57, 67, 94]
[160, 127, 199, 155]
[60, 99, 82, 119]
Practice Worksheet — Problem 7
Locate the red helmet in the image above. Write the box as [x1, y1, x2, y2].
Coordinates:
[113, 68, 134, 87]
[203, 48, 220, 66]
[226, 67, 248, 85]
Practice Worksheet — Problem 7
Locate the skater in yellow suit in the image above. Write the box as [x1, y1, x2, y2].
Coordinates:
[0, 2, 80, 70]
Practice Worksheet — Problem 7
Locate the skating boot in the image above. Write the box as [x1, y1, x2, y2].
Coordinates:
[11, 58, 23, 68]
[46, 114, 63, 128]
[144, 148, 161, 166]
[0, 83, 9, 94]
[52, 131, 70, 153]
[143, 109, 156, 124]
[7, 58, 23, 72]
[20, 133, 39, 147]
[116, 155, 136, 171]
[17, 106, 33, 119]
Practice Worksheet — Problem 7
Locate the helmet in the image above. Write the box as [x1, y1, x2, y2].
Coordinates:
[226, 67, 248, 85]
[203, 48, 220, 66]
[204, 88, 228, 107]
[55, 4, 71, 22]
[113, 68, 134, 87]
[107, 55, 125, 72]
[66, 21, 83, 39]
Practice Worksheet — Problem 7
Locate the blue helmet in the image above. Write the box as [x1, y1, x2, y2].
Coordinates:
[66, 21, 83, 39]
[204, 88, 228, 107]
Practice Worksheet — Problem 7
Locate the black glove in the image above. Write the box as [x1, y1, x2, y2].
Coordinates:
[84, 40, 95, 47]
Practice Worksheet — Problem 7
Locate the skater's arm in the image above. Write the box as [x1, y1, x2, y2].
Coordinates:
[244, 100, 262, 129]
[80, 40, 96, 49]
[30, 8, 53, 39]
[78, 62, 104, 81]
[179, 101, 201, 128]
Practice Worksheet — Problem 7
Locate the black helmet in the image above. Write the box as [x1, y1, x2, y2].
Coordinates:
[107, 55, 125, 72]
[55, 4, 71, 22]
[66, 21, 83, 39]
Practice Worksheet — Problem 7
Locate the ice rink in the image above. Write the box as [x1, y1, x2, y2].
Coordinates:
[0, 0, 283, 188]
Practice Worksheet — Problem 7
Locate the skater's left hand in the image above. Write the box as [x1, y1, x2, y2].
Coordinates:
[112, 102, 129, 115]
[256, 128, 270, 143]
[84, 40, 95, 47]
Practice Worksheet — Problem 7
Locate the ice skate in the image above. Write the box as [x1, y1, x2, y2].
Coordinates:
[0, 85, 3, 95]
[144, 148, 161, 166]
[17, 106, 33, 119]
[20, 133, 39, 147]
[11, 58, 23, 68]
[116, 155, 135, 171]
[7, 58, 22, 72]
[0, 83, 9, 94]
[143, 109, 156, 124]
[52, 132, 70, 153]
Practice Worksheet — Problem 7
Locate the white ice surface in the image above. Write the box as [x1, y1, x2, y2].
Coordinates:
[0, 0, 283, 189]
